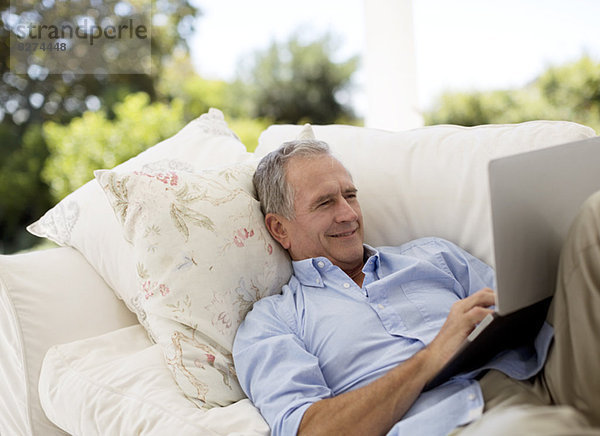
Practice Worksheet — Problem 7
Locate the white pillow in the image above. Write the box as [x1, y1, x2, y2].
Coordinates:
[27, 109, 251, 318]
[95, 162, 292, 408]
[39, 325, 270, 435]
[0, 247, 138, 436]
[257, 121, 596, 266]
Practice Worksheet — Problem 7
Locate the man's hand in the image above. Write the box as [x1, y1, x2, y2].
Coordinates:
[425, 288, 496, 375]
[297, 288, 496, 436]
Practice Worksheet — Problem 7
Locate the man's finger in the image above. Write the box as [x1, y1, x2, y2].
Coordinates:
[466, 306, 495, 326]
[457, 288, 495, 313]
[469, 288, 495, 305]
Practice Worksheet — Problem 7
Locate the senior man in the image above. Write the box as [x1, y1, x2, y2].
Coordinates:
[233, 132, 600, 435]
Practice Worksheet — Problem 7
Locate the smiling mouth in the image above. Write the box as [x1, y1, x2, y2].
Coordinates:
[329, 229, 357, 238]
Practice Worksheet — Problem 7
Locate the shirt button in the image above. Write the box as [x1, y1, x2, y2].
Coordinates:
[317, 261, 325, 268]
[343, 282, 351, 289]
[468, 393, 476, 401]
[377, 304, 385, 310]
[316, 279, 321, 285]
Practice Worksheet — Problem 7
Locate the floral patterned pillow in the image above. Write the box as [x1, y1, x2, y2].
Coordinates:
[27, 109, 251, 320]
[96, 162, 292, 408]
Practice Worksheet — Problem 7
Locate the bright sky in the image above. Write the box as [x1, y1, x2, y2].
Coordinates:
[189, 0, 600, 116]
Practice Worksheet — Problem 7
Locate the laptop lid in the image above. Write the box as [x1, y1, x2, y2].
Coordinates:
[488, 136, 600, 315]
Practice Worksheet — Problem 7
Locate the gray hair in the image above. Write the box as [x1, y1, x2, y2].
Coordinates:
[253, 138, 333, 219]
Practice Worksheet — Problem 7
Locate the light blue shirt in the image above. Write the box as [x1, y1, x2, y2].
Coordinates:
[233, 237, 553, 436]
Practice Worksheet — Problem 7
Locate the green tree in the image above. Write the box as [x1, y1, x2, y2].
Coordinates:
[236, 32, 359, 124]
[0, 0, 200, 253]
[425, 56, 600, 134]
[156, 50, 272, 152]
[42, 92, 185, 200]
[536, 56, 600, 131]
[0, 122, 52, 252]
[157, 50, 232, 121]
[1, 0, 198, 124]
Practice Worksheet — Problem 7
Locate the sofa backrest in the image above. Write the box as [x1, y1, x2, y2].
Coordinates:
[256, 121, 596, 266]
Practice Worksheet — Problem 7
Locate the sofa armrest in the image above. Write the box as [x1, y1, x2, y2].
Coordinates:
[0, 246, 139, 436]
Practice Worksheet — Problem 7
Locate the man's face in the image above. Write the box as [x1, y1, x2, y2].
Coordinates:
[269, 155, 365, 273]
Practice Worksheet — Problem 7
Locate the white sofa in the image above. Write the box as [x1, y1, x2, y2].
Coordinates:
[1, 109, 597, 435]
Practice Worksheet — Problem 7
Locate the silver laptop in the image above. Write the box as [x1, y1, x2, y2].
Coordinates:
[425, 135, 600, 390]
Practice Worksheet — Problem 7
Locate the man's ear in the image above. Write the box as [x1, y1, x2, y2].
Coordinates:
[264, 213, 291, 250]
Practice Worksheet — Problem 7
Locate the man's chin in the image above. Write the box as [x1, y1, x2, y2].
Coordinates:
[331, 244, 365, 267]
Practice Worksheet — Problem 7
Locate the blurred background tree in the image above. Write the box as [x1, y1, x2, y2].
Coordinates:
[234, 32, 359, 125]
[42, 93, 185, 200]
[424, 56, 600, 133]
[156, 49, 273, 150]
[0, 0, 198, 253]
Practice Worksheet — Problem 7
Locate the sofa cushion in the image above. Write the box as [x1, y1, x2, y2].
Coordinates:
[0, 247, 138, 436]
[95, 162, 292, 408]
[256, 121, 597, 266]
[27, 109, 251, 320]
[39, 325, 269, 435]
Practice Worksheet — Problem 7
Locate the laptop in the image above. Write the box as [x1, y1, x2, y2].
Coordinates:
[424, 135, 600, 391]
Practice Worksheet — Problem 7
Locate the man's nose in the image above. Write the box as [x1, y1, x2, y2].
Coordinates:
[335, 198, 359, 222]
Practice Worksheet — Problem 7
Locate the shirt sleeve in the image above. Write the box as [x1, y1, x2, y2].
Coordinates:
[232, 288, 332, 436]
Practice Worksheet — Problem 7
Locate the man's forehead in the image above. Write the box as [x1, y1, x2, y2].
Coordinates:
[308, 180, 356, 199]
[299, 173, 356, 203]
[286, 153, 352, 188]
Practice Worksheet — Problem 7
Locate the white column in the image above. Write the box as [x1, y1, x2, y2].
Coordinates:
[363, 0, 423, 131]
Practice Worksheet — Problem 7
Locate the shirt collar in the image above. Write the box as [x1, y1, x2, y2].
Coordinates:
[362, 244, 380, 273]
[291, 244, 381, 287]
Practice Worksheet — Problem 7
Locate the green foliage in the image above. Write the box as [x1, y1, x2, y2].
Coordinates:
[1, 0, 199, 125]
[226, 117, 272, 152]
[237, 32, 359, 124]
[157, 51, 233, 121]
[157, 52, 273, 151]
[425, 56, 600, 134]
[535, 56, 600, 131]
[0, 122, 53, 252]
[42, 93, 185, 200]
[0, 0, 200, 253]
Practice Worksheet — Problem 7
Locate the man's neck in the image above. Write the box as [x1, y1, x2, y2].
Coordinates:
[345, 264, 365, 287]
[343, 247, 371, 287]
